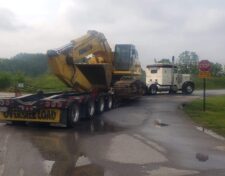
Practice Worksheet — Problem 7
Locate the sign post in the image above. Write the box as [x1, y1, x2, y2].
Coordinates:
[198, 60, 211, 112]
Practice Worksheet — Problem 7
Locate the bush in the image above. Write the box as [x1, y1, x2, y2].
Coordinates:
[0, 73, 12, 89]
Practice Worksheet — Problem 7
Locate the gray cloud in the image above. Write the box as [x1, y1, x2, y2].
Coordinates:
[0, 8, 26, 31]
[57, 0, 225, 66]
[1, 0, 225, 66]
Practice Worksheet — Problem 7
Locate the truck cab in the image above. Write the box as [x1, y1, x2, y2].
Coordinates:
[145, 64, 194, 95]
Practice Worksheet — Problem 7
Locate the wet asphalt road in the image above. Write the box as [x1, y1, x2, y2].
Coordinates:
[0, 91, 225, 176]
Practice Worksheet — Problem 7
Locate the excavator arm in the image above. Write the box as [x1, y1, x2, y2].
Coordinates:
[47, 31, 113, 92]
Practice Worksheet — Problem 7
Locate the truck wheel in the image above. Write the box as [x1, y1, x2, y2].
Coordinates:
[68, 103, 80, 127]
[149, 85, 157, 95]
[86, 100, 95, 119]
[182, 82, 194, 95]
[96, 97, 105, 114]
[105, 95, 113, 110]
[169, 85, 178, 94]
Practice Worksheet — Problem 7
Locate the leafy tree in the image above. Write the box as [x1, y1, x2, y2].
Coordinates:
[178, 51, 199, 74]
[211, 62, 223, 77]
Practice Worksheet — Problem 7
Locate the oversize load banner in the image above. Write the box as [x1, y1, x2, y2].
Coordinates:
[0, 109, 61, 122]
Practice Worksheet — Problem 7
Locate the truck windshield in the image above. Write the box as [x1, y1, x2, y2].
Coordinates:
[114, 45, 131, 70]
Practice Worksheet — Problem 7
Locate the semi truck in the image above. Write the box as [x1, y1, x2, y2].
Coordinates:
[0, 31, 145, 127]
[145, 59, 195, 95]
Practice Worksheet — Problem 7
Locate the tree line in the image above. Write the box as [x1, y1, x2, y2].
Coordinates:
[0, 53, 48, 76]
[0, 53, 48, 90]
[1, 51, 224, 78]
[157, 51, 224, 77]
[0, 51, 224, 91]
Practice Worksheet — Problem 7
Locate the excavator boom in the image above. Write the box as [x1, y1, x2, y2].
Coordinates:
[47, 31, 113, 92]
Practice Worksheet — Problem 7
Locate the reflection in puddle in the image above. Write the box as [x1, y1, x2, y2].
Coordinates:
[43, 155, 104, 176]
[24, 118, 120, 176]
[29, 131, 105, 176]
[0, 117, 121, 176]
[76, 155, 91, 167]
[74, 117, 123, 134]
[44, 160, 55, 174]
[73, 155, 104, 176]
[195, 126, 225, 141]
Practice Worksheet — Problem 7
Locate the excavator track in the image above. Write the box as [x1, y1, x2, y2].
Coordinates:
[113, 79, 145, 99]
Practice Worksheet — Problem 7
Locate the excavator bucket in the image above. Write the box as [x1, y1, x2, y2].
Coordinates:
[76, 63, 112, 90]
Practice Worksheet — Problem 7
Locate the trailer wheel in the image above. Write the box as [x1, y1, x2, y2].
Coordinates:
[86, 99, 95, 119]
[68, 103, 80, 127]
[105, 95, 113, 110]
[11, 121, 26, 126]
[182, 82, 194, 95]
[96, 97, 105, 114]
[149, 85, 157, 95]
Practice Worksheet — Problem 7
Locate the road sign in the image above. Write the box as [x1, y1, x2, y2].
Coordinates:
[198, 60, 211, 72]
[198, 60, 211, 112]
[198, 71, 211, 79]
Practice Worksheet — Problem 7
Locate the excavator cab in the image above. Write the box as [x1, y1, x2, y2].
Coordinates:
[112, 44, 141, 84]
[112, 44, 144, 98]
[114, 44, 139, 71]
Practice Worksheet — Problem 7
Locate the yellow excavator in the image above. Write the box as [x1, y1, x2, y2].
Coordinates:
[0, 30, 145, 127]
[47, 30, 144, 95]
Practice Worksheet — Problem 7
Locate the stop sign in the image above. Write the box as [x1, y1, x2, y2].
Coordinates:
[198, 60, 211, 72]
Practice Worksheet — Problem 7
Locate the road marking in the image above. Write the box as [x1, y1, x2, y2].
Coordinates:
[106, 134, 167, 164]
[133, 134, 167, 153]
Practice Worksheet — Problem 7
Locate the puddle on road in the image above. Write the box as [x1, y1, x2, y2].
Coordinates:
[43, 155, 104, 176]
[24, 126, 107, 176]
[76, 155, 91, 167]
[13, 115, 124, 135]
[195, 126, 225, 141]
[2, 116, 121, 176]
[73, 117, 124, 134]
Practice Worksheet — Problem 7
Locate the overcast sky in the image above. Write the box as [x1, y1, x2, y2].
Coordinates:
[0, 0, 225, 67]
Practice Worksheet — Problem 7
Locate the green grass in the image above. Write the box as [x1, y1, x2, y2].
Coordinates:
[0, 72, 69, 93]
[193, 76, 225, 90]
[184, 96, 225, 137]
[31, 74, 69, 92]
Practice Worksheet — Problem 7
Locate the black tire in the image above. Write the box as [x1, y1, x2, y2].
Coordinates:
[105, 95, 113, 110]
[140, 85, 146, 95]
[149, 85, 157, 95]
[182, 82, 194, 95]
[11, 121, 26, 126]
[96, 97, 105, 114]
[169, 85, 178, 94]
[67, 103, 80, 127]
[86, 99, 95, 119]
